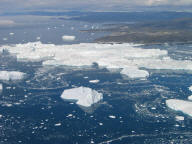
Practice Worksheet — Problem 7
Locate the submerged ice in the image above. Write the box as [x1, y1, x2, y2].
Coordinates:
[61, 87, 103, 107]
[1, 42, 192, 79]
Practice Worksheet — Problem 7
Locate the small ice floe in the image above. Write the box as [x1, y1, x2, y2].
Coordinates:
[89, 80, 100, 84]
[99, 123, 103, 126]
[84, 76, 88, 79]
[189, 86, 192, 92]
[66, 114, 73, 117]
[0, 83, 2, 91]
[188, 95, 192, 101]
[9, 33, 14, 36]
[166, 99, 192, 117]
[0, 71, 25, 81]
[120, 67, 149, 79]
[175, 116, 184, 121]
[109, 115, 116, 119]
[36, 37, 41, 40]
[61, 87, 103, 107]
[62, 35, 75, 41]
[0, 114, 2, 118]
[54, 123, 61, 127]
[3, 38, 7, 41]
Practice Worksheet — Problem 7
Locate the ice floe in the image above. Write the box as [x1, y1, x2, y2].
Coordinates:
[89, 79, 100, 83]
[0, 71, 25, 81]
[189, 86, 192, 92]
[0, 83, 2, 92]
[188, 95, 192, 101]
[166, 99, 192, 117]
[175, 116, 184, 121]
[1, 42, 192, 79]
[62, 35, 76, 41]
[61, 87, 103, 107]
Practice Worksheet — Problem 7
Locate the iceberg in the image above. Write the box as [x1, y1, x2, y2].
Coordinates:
[189, 86, 192, 92]
[62, 35, 76, 41]
[188, 95, 192, 101]
[61, 87, 103, 107]
[0, 83, 2, 92]
[120, 67, 149, 78]
[89, 80, 100, 83]
[1, 42, 192, 79]
[0, 71, 25, 81]
[166, 99, 192, 117]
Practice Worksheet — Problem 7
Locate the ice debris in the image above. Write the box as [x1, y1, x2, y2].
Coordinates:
[61, 87, 103, 107]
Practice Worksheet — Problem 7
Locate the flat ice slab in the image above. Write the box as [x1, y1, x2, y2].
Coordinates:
[166, 99, 192, 117]
[61, 87, 103, 107]
[0, 71, 25, 81]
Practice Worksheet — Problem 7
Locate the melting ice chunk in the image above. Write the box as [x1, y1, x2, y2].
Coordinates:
[61, 87, 103, 107]
[0, 83, 2, 92]
[166, 99, 192, 117]
[0, 71, 25, 81]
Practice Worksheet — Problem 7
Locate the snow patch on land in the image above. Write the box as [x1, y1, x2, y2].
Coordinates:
[1, 42, 192, 79]
[166, 99, 192, 117]
[0, 71, 25, 81]
[62, 35, 76, 41]
[61, 87, 103, 107]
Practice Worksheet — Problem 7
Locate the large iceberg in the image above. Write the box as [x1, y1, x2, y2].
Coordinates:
[0, 71, 25, 81]
[1, 42, 192, 79]
[166, 99, 192, 117]
[61, 87, 103, 107]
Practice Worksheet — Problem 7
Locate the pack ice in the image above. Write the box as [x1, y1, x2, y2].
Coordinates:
[0, 71, 25, 81]
[1, 42, 192, 79]
[166, 99, 192, 117]
[61, 87, 103, 107]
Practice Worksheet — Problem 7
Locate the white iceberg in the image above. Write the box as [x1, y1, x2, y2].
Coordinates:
[62, 35, 76, 41]
[61, 87, 103, 107]
[0, 83, 2, 92]
[189, 86, 192, 92]
[89, 80, 100, 83]
[0, 71, 25, 81]
[1, 42, 192, 79]
[188, 95, 192, 101]
[166, 99, 192, 117]
[120, 67, 149, 78]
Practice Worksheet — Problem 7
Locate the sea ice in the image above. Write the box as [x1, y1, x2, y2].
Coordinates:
[189, 86, 192, 92]
[61, 87, 103, 107]
[188, 95, 192, 101]
[0, 83, 2, 92]
[0, 71, 25, 81]
[175, 116, 184, 121]
[166, 99, 192, 117]
[1, 42, 192, 79]
[89, 80, 100, 83]
[62, 35, 76, 41]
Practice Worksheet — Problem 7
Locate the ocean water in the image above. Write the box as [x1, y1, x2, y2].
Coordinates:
[0, 14, 192, 144]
